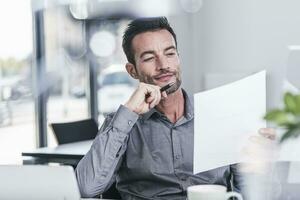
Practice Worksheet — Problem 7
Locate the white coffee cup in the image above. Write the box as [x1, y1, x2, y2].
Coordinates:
[187, 184, 243, 200]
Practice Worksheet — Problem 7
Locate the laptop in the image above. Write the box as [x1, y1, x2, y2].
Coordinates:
[0, 165, 81, 200]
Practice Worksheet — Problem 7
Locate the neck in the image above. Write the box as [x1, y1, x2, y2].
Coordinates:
[156, 88, 185, 123]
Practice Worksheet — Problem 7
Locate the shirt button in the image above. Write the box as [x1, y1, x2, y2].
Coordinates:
[175, 155, 180, 159]
[128, 120, 132, 125]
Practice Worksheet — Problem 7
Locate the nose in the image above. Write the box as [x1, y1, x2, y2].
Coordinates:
[156, 55, 169, 71]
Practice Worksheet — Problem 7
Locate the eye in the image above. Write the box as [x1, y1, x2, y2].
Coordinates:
[143, 57, 154, 62]
[166, 51, 176, 57]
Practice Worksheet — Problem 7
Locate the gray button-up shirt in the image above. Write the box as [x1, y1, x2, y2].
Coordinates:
[76, 90, 244, 200]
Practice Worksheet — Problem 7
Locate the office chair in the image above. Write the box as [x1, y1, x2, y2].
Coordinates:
[50, 118, 98, 144]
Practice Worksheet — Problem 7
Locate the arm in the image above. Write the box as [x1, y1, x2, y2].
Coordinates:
[230, 128, 279, 198]
[230, 164, 245, 193]
[75, 105, 139, 197]
[76, 82, 164, 198]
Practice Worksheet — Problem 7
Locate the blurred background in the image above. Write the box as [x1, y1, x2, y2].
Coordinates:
[0, 1, 300, 199]
[1, 0, 300, 164]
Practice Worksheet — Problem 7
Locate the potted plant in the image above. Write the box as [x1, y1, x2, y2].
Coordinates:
[264, 92, 300, 143]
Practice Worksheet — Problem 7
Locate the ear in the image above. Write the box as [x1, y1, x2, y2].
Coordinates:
[125, 63, 139, 79]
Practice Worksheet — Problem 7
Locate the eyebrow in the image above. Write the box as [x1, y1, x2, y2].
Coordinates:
[140, 50, 155, 59]
[139, 45, 177, 59]
[164, 45, 176, 52]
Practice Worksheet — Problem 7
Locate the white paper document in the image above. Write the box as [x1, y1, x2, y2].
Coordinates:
[193, 71, 266, 174]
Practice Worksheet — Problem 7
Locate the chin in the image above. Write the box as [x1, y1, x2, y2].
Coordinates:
[166, 79, 182, 95]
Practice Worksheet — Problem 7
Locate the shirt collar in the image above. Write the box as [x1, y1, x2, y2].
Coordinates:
[141, 88, 194, 121]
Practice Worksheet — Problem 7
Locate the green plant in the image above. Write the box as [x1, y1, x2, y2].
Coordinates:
[264, 92, 300, 143]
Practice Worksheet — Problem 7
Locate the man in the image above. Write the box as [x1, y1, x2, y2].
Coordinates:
[76, 17, 274, 199]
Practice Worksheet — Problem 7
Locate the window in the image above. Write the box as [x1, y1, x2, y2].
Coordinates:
[86, 20, 137, 124]
[33, 4, 134, 147]
[0, 0, 35, 164]
[42, 6, 89, 146]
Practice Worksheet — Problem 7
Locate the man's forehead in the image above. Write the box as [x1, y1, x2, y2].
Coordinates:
[131, 29, 176, 53]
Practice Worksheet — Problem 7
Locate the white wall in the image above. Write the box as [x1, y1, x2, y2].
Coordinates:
[171, 0, 300, 108]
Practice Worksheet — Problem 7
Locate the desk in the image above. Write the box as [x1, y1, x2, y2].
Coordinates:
[22, 140, 121, 199]
[22, 140, 93, 166]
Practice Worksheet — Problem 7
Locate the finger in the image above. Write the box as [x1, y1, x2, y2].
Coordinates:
[149, 86, 162, 108]
[148, 85, 159, 100]
[140, 103, 150, 114]
[149, 91, 159, 108]
[249, 135, 267, 145]
[146, 95, 155, 103]
[154, 86, 162, 105]
[145, 86, 156, 98]
[148, 98, 156, 108]
[259, 128, 276, 140]
[259, 128, 276, 135]
[149, 99, 157, 108]
[248, 135, 275, 149]
[161, 91, 168, 99]
[145, 87, 156, 107]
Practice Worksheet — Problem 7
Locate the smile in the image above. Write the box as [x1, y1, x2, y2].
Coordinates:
[154, 74, 174, 82]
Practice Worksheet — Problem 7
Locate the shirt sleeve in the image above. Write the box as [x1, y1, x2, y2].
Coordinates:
[75, 105, 139, 198]
[230, 164, 245, 193]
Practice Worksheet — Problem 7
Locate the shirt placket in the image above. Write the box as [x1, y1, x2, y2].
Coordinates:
[171, 126, 185, 181]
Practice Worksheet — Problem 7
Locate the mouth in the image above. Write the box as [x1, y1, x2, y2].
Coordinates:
[153, 73, 175, 83]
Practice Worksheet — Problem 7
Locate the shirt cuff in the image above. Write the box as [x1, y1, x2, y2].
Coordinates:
[111, 105, 139, 133]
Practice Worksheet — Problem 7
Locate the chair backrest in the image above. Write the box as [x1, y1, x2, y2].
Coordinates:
[50, 118, 98, 144]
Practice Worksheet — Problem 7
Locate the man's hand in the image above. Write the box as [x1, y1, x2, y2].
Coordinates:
[124, 82, 167, 114]
[258, 128, 276, 140]
[240, 128, 278, 174]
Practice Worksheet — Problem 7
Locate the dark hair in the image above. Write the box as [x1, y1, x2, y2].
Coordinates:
[122, 17, 177, 66]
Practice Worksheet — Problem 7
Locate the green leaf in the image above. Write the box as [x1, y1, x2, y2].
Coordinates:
[266, 92, 300, 144]
[295, 94, 300, 115]
[264, 109, 292, 125]
[280, 126, 300, 143]
[284, 92, 298, 114]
